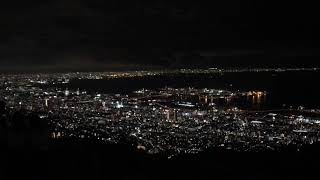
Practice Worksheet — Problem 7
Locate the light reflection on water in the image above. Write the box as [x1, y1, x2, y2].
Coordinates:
[171, 90, 268, 110]
[247, 91, 267, 109]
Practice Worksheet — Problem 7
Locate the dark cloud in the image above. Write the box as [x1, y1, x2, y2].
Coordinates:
[0, 1, 320, 71]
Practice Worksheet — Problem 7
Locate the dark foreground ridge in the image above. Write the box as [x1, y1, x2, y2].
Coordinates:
[1, 101, 319, 180]
[49, 138, 320, 180]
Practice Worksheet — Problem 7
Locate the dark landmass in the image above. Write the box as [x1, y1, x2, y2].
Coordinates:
[48, 138, 320, 180]
[2, 137, 320, 180]
[0, 101, 47, 180]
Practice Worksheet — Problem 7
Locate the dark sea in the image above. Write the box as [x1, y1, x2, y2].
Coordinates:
[62, 71, 320, 110]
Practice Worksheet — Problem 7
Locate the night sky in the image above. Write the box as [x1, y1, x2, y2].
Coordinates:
[1, 0, 320, 71]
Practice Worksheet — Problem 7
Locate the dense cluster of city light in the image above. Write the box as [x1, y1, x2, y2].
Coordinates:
[1, 67, 319, 84]
[1, 70, 320, 157]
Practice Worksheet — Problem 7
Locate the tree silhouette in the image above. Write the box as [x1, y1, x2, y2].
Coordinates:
[0, 101, 5, 115]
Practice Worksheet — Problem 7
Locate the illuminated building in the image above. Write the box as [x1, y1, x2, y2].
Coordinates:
[45, 98, 49, 107]
[166, 109, 178, 122]
[65, 89, 70, 96]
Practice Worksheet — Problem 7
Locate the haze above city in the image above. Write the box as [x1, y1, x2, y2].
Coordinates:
[1, 1, 320, 71]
